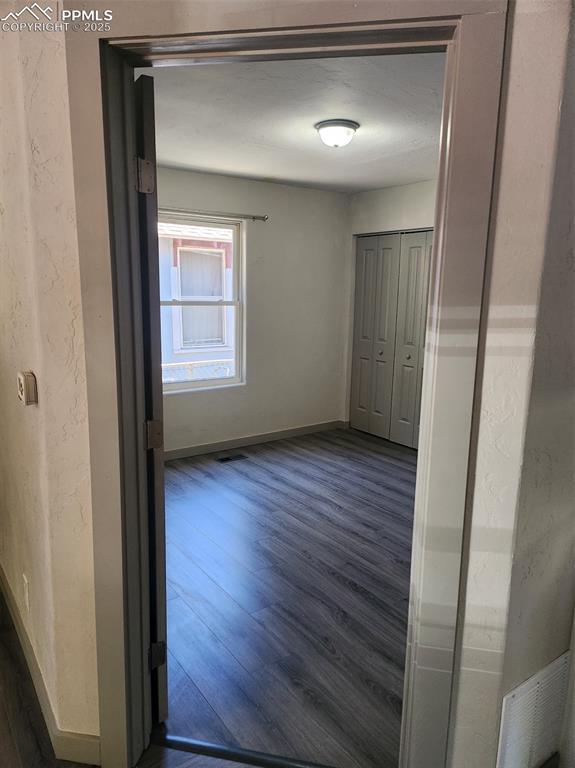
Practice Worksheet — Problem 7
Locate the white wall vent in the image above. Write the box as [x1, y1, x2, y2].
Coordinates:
[497, 651, 571, 768]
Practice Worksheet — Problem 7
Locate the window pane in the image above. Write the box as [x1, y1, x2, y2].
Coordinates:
[180, 249, 223, 298]
[158, 217, 242, 389]
[160, 305, 238, 385]
[158, 220, 236, 302]
[182, 305, 224, 347]
[158, 237, 174, 302]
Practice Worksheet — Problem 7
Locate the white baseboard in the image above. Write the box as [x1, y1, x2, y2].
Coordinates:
[0, 564, 101, 765]
[164, 420, 349, 461]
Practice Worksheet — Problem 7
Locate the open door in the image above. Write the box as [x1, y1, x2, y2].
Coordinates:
[135, 74, 168, 729]
[101, 51, 168, 765]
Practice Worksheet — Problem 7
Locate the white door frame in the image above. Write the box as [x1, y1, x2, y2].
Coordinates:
[97, 6, 507, 767]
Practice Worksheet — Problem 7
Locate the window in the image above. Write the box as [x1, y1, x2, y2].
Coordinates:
[158, 214, 244, 391]
[179, 249, 225, 346]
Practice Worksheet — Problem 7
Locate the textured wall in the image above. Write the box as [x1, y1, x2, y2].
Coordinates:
[447, 2, 573, 766]
[502, 3, 575, 695]
[0, 18, 98, 736]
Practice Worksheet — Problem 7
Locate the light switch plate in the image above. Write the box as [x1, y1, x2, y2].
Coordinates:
[17, 371, 38, 405]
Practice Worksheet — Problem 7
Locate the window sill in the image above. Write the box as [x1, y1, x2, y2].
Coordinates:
[162, 380, 246, 396]
[171, 343, 233, 355]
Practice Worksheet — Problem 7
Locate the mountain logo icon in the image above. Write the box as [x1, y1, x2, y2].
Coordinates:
[1, 4, 53, 21]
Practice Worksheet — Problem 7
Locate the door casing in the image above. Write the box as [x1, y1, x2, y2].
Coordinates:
[99, 9, 507, 768]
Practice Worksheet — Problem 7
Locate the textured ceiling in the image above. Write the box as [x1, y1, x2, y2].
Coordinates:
[139, 53, 445, 192]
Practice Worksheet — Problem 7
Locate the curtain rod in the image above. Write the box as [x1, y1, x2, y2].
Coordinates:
[159, 206, 268, 223]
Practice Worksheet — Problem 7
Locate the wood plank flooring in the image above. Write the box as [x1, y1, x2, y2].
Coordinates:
[0, 595, 95, 768]
[139, 744, 247, 768]
[165, 429, 416, 768]
[0, 589, 235, 768]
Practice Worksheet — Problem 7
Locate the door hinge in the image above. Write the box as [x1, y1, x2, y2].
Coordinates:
[135, 156, 155, 194]
[149, 641, 166, 671]
[146, 419, 163, 450]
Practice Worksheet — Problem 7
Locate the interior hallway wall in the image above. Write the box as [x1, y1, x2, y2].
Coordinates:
[0, 15, 98, 740]
[502, 4, 574, 697]
[448, 2, 574, 766]
[158, 167, 352, 454]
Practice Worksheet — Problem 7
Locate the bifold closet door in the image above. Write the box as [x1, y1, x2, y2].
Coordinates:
[413, 230, 433, 447]
[350, 234, 400, 437]
[389, 231, 431, 448]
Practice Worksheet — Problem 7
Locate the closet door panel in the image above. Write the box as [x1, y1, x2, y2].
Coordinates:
[414, 231, 433, 447]
[395, 363, 418, 424]
[390, 231, 428, 447]
[350, 237, 378, 432]
[368, 233, 401, 437]
[372, 360, 389, 414]
[357, 357, 372, 412]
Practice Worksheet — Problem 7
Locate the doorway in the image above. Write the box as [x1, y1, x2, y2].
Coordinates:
[144, 51, 443, 768]
[100, 15, 508, 760]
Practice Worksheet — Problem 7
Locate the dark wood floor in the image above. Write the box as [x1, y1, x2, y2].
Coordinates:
[164, 429, 416, 768]
[139, 744, 247, 768]
[0, 591, 240, 768]
[0, 595, 94, 768]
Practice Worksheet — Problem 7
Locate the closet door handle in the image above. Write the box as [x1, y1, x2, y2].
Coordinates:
[406, 354, 412, 360]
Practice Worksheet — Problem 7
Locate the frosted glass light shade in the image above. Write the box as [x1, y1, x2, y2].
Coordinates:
[315, 119, 360, 148]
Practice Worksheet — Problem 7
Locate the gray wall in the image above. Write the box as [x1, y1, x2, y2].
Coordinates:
[158, 167, 352, 453]
[158, 168, 438, 453]
[350, 180, 436, 234]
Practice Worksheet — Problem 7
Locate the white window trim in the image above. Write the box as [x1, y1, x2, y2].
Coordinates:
[159, 211, 246, 394]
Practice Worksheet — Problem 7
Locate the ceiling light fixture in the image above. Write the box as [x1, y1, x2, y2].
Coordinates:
[314, 119, 360, 148]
